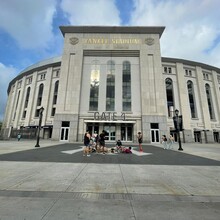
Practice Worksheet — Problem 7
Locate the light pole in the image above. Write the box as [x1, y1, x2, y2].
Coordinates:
[35, 107, 44, 148]
[174, 109, 183, 151]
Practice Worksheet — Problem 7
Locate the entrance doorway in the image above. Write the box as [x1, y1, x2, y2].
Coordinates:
[87, 123, 99, 136]
[60, 121, 70, 141]
[150, 123, 160, 143]
[213, 132, 219, 143]
[151, 129, 160, 143]
[60, 128, 69, 141]
[104, 124, 116, 141]
[194, 131, 201, 142]
[121, 125, 133, 141]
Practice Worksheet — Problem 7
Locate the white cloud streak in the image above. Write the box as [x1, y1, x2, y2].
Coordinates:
[130, 0, 220, 67]
[60, 0, 121, 25]
[0, 63, 17, 120]
[0, 0, 57, 49]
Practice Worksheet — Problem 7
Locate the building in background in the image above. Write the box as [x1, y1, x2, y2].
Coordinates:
[1, 26, 220, 144]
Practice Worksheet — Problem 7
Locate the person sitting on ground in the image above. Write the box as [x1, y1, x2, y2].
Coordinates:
[115, 139, 123, 153]
[122, 146, 132, 154]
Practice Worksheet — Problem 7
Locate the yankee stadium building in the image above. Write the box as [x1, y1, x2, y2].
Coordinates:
[1, 26, 220, 144]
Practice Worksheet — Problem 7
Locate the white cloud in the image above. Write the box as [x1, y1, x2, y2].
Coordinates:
[0, 0, 57, 49]
[60, 0, 121, 25]
[130, 0, 220, 67]
[0, 63, 17, 121]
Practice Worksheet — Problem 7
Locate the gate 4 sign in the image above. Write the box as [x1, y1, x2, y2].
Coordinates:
[94, 112, 126, 121]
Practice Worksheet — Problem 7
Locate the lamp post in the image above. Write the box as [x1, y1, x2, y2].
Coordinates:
[174, 109, 183, 151]
[35, 107, 44, 148]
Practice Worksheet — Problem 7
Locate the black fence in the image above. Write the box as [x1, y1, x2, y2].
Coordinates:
[11, 128, 37, 139]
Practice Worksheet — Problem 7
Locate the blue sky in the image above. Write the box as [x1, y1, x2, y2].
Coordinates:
[0, 0, 220, 121]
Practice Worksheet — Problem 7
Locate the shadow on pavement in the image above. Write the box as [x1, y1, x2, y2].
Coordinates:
[0, 143, 220, 165]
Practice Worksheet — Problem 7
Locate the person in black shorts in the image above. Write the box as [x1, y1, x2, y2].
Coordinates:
[137, 131, 143, 151]
[99, 130, 106, 154]
[83, 131, 91, 156]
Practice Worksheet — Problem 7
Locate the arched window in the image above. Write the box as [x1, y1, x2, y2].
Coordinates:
[165, 78, 174, 117]
[187, 80, 197, 118]
[22, 87, 31, 119]
[24, 87, 31, 108]
[37, 84, 44, 106]
[53, 81, 59, 105]
[122, 61, 131, 111]
[35, 84, 44, 117]
[51, 81, 59, 116]
[205, 83, 215, 119]
[106, 60, 115, 111]
[89, 60, 100, 111]
[13, 90, 21, 120]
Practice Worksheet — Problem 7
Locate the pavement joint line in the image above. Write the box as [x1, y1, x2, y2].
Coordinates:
[1, 190, 220, 202]
[64, 163, 89, 192]
[119, 163, 137, 219]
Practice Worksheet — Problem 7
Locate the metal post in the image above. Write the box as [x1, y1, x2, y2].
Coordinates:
[175, 109, 183, 151]
[35, 107, 44, 148]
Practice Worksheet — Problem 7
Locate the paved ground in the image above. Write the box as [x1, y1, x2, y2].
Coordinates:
[0, 139, 220, 220]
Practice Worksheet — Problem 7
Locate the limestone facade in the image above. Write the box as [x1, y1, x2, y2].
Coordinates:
[2, 26, 220, 144]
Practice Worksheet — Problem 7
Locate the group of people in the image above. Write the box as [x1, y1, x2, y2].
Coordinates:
[83, 130, 132, 157]
[83, 130, 175, 156]
[161, 134, 174, 149]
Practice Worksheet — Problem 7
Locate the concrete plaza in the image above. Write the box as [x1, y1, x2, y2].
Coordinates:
[0, 139, 220, 220]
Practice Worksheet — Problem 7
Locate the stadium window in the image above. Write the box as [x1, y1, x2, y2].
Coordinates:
[205, 83, 215, 120]
[217, 75, 220, 84]
[187, 80, 197, 118]
[53, 81, 59, 105]
[164, 66, 172, 74]
[122, 61, 131, 111]
[36, 84, 44, 107]
[189, 70, 192, 76]
[22, 110, 26, 119]
[164, 67, 167, 73]
[51, 107, 56, 116]
[24, 87, 31, 108]
[203, 72, 210, 80]
[106, 60, 115, 111]
[26, 77, 32, 84]
[165, 78, 175, 117]
[89, 60, 100, 111]
[185, 69, 193, 77]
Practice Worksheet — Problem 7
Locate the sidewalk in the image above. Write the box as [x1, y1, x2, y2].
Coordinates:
[152, 142, 220, 161]
[0, 140, 220, 219]
[0, 139, 61, 155]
